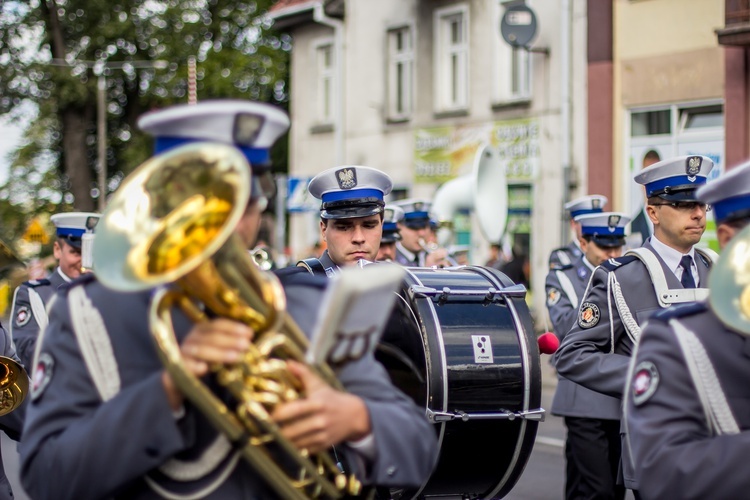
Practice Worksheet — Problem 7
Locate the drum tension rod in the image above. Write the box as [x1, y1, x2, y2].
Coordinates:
[426, 408, 546, 423]
[410, 284, 528, 305]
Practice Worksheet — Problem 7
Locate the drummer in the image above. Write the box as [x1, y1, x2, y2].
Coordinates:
[296, 165, 393, 276]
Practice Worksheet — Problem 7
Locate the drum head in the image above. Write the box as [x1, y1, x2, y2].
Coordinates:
[377, 266, 541, 499]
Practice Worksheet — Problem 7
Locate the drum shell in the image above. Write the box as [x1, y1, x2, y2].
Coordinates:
[377, 266, 541, 499]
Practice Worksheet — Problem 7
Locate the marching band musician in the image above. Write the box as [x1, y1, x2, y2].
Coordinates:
[392, 199, 453, 268]
[10, 212, 99, 369]
[548, 195, 607, 269]
[545, 212, 631, 500]
[19, 100, 438, 500]
[377, 205, 405, 262]
[296, 165, 393, 276]
[554, 155, 716, 495]
[624, 161, 750, 499]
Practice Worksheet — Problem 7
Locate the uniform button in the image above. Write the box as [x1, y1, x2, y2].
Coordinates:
[386, 466, 397, 477]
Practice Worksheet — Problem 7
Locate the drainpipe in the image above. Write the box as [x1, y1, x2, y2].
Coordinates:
[313, 2, 345, 166]
[560, 0, 572, 246]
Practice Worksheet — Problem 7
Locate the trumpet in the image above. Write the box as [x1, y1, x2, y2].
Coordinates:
[94, 143, 362, 499]
[250, 245, 274, 271]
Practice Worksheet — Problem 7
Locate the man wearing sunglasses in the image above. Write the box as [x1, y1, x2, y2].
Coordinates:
[554, 155, 716, 497]
[623, 160, 750, 499]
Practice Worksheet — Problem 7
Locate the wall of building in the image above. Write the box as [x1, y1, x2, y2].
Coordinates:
[613, 0, 724, 210]
[282, 0, 591, 322]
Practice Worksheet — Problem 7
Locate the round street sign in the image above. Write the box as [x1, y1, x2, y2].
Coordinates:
[500, 4, 538, 48]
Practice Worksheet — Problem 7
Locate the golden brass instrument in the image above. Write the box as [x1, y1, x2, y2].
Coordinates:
[93, 143, 361, 499]
[0, 357, 28, 416]
[709, 224, 750, 334]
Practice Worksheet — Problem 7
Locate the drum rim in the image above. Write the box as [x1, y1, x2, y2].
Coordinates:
[469, 265, 536, 498]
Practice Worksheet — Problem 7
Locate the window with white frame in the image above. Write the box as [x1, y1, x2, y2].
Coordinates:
[316, 41, 335, 124]
[387, 25, 414, 120]
[434, 4, 468, 112]
[493, 0, 531, 103]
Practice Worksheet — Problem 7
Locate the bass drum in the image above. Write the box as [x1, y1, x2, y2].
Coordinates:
[376, 265, 543, 499]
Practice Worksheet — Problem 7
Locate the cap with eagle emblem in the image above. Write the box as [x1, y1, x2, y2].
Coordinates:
[575, 211, 631, 248]
[634, 155, 714, 202]
[308, 165, 393, 219]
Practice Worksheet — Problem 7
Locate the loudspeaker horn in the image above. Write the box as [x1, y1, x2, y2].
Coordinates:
[709, 224, 750, 335]
[431, 143, 508, 247]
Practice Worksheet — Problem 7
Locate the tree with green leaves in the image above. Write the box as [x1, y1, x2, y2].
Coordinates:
[0, 0, 290, 235]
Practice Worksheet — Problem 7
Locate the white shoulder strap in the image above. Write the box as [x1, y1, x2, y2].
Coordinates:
[68, 286, 121, 401]
[626, 248, 709, 307]
[27, 288, 49, 333]
[670, 318, 739, 436]
[555, 269, 579, 309]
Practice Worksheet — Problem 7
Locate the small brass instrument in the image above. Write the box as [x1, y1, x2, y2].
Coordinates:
[94, 143, 361, 499]
[709, 224, 750, 334]
[250, 246, 274, 271]
[0, 357, 28, 416]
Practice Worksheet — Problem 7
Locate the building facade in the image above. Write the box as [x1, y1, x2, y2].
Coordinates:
[270, 0, 591, 318]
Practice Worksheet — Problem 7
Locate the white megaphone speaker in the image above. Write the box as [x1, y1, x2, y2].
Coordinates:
[709, 223, 750, 335]
[431, 143, 508, 247]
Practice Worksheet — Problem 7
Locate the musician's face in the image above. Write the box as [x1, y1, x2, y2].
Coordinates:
[580, 238, 623, 267]
[398, 222, 429, 253]
[377, 241, 397, 262]
[235, 199, 263, 249]
[321, 215, 383, 266]
[54, 239, 82, 279]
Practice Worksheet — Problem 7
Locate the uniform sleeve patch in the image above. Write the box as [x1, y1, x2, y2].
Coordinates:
[31, 352, 54, 401]
[632, 361, 659, 406]
[14, 306, 31, 328]
[578, 302, 600, 328]
[547, 288, 562, 306]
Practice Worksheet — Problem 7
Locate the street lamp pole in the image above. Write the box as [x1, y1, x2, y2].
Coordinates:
[96, 72, 107, 212]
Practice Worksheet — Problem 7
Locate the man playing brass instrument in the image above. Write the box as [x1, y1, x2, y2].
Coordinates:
[624, 160, 750, 499]
[19, 101, 438, 500]
[392, 199, 454, 268]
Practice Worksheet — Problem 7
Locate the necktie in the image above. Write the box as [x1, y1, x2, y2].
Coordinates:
[680, 255, 696, 289]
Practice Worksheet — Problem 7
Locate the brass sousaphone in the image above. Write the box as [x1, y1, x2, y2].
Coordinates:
[93, 143, 361, 499]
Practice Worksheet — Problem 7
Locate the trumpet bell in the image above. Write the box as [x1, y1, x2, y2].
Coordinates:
[709, 224, 750, 334]
[0, 356, 28, 416]
[93, 142, 250, 292]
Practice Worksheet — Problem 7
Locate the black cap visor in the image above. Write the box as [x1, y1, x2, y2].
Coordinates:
[320, 198, 385, 220]
[380, 230, 401, 243]
[61, 235, 83, 249]
[590, 234, 626, 249]
[651, 184, 701, 203]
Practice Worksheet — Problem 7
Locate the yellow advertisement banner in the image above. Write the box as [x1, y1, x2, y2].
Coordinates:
[414, 118, 540, 184]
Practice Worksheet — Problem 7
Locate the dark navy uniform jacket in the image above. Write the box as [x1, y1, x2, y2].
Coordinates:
[545, 255, 621, 420]
[11, 267, 71, 369]
[554, 240, 711, 399]
[625, 303, 750, 499]
[394, 242, 420, 267]
[19, 272, 438, 500]
[548, 241, 583, 269]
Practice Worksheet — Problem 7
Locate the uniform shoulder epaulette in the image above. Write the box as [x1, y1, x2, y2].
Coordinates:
[599, 254, 639, 272]
[23, 278, 51, 288]
[649, 301, 708, 323]
[550, 263, 573, 271]
[274, 266, 328, 290]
